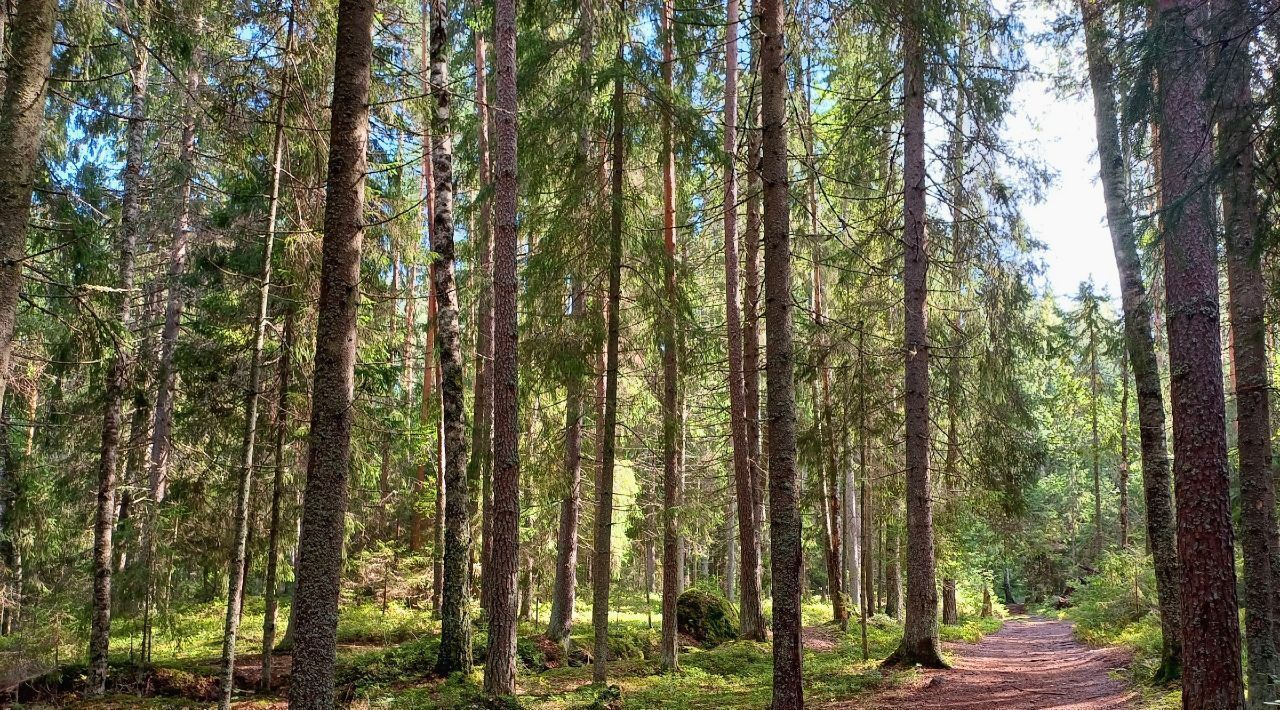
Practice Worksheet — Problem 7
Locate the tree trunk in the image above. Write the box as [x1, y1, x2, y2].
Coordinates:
[546, 363, 582, 642]
[89, 1, 149, 692]
[1214, 0, 1279, 704]
[1089, 320, 1102, 556]
[410, 0, 437, 557]
[761, 0, 801, 700]
[0, 0, 55, 410]
[722, 0, 765, 644]
[470, 28, 496, 618]
[656, 0, 684, 675]
[217, 2, 288, 696]
[483, 0, 519, 690]
[261, 309, 294, 689]
[981, 582, 993, 618]
[942, 578, 958, 625]
[591, 55, 624, 683]
[1078, 0, 1181, 680]
[743, 5, 766, 571]
[1154, 0, 1245, 701]
[884, 1, 945, 669]
[287, 0, 374, 705]
[430, 0, 474, 676]
[885, 527, 900, 619]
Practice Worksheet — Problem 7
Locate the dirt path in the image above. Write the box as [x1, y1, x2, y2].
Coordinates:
[852, 616, 1136, 709]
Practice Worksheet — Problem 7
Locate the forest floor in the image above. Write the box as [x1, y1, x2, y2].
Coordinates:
[848, 614, 1136, 709]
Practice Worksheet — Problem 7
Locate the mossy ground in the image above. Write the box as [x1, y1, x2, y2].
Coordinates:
[7, 593, 1005, 709]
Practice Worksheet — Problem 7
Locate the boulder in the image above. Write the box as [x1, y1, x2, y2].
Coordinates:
[676, 589, 739, 648]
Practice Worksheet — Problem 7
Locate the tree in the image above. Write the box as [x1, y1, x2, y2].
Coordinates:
[431, 0, 473, 676]
[0, 0, 56, 406]
[1213, 0, 1280, 703]
[883, 0, 946, 669]
[89, 0, 151, 692]
[721, 0, 765, 643]
[288, 0, 376, 705]
[761, 0, 802, 701]
[1078, 0, 1181, 679]
[1154, 0, 1244, 701]
[484, 0, 520, 690]
[591, 33, 625, 685]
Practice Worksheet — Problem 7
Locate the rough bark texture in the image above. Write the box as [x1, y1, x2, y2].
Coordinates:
[942, 578, 958, 625]
[0, 0, 55, 408]
[1078, 0, 1181, 679]
[483, 0, 519, 690]
[288, 1, 374, 705]
[430, 0, 474, 676]
[591, 53, 624, 685]
[1154, 0, 1244, 702]
[471, 30, 495, 617]
[658, 0, 683, 674]
[90, 1, 149, 691]
[1213, 0, 1279, 704]
[884, 2, 945, 669]
[722, 0, 766, 643]
[761, 0, 801, 701]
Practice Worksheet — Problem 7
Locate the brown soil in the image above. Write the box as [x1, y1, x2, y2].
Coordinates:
[854, 617, 1136, 709]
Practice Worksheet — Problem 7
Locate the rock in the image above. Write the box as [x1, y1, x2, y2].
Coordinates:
[676, 589, 740, 648]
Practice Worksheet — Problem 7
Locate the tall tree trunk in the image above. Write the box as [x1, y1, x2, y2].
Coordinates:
[410, 0, 437, 557]
[761, 0, 801, 700]
[743, 4, 765, 567]
[884, 0, 945, 669]
[218, 3, 281, 696]
[1078, 0, 1181, 679]
[591, 44, 624, 684]
[0, 0, 55, 409]
[814, 265, 845, 625]
[1154, 0, 1245, 700]
[722, 0, 765, 643]
[859, 327, 873, 626]
[657, 0, 683, 674]
[483, 0, 519, 690]
[1214, 0, 1279, 704]
[430, 0, 474, 676]
[885, 526, 900, 619]
[471, 28, 496, 618]
[261, 309, 294, 689]
[90, 1, 150, 692]
[287, 0, 374, 705]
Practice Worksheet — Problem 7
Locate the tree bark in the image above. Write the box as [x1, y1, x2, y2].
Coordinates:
[1213, 0, 1279, 704]
[722, 0, 765, 643]
[942, 578, 958, 625]
[429, 0, 474, 676]
[1078, 0, 1181, 679]
[90, 0, 149, 692]
[885, 526, 900, 619]
[657, 0, 683, 674]
[410, 0, 437, 557]
[287, 0, 374, 705]
[1154, 0, 1245, 701]
[591, 46, 624, 685]
[884, 0, 945, 669]
[0, 0, 55, 410]
[761, 0, 801, 700]
[471, 28, 496, 618]
[1118, 353, 1129, 549]
[218, 2, 287, 696]
[743, 4, 766, 565]
[483, 0, 519, 690]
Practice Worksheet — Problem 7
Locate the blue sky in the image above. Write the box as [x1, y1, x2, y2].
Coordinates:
[1005, 5, 1123, 303]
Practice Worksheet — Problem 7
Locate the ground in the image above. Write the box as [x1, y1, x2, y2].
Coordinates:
[850, 615, 1136, 709]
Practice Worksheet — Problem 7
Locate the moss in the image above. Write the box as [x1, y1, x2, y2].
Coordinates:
[675, 590, 739, 648]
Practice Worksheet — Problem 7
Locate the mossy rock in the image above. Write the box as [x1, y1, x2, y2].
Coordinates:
[676, 589, 739, 648]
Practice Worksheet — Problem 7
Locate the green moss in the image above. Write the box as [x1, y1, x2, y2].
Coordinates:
[675, 590, 739, 648]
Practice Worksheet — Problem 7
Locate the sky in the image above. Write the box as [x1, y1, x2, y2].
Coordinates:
[1003, 8, 1123, 304]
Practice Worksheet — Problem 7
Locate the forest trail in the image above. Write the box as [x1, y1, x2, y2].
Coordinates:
[850, 616, 1137, 709]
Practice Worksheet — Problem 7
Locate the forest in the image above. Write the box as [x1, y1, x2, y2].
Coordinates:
[0, 0, 1276, 706]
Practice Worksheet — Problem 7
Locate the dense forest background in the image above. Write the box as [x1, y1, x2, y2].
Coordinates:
[0, 0, 1276, 706]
